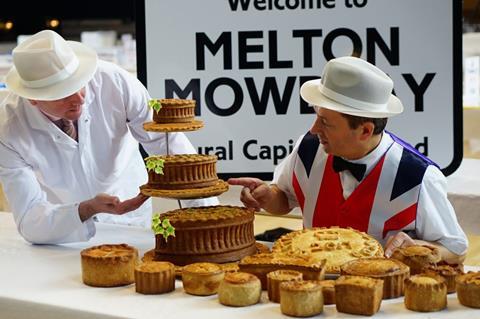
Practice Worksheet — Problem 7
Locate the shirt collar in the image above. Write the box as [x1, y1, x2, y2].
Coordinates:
[348, 132, 394, 177]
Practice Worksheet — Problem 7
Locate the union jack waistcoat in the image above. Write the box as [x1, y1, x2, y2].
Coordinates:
[291, 131, 437, 244]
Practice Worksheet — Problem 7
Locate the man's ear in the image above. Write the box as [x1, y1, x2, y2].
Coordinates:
[359, 122, 375, 141]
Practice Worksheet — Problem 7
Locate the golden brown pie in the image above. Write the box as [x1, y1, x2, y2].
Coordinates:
[335, 275, 383, 316]
[134, 261, 175, 294]
[182, 262, 225, 296]
[280, 280, 323, 317]
[422, 263, 464, 293]
[340, 257, 409, 299]
[272, 227, 383, 274]
[390, 245, 441, 275]
[318, 279, 336, 305]
[404, 273, 447, 312]
[266, 270, 303, 303]
[154, 205, 256, 265]
[151, 98, 195, 123]
[456, 271, 480, 308]
[238, 252, 326, 289]
[146, 154, 218, 190]
[218, 272, 262, 307]
[220, 262, 239, 273]
[81, 243, 138, 287]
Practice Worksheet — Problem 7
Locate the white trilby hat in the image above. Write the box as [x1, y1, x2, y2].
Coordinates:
[300, 56, 403, 118]
[5, 30, 98, 101]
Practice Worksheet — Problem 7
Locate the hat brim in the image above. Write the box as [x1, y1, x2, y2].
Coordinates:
[5, 41, 98, 101]
[300, 79, 403, 118]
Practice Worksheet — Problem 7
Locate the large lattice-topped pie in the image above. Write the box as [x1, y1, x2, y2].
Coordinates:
[272, 227, 384, 273]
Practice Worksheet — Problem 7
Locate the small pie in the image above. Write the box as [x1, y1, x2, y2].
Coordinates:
[152, 98, 196, 123]
[390, 245, 441, 275]
[456, 271, 480, 308]
[404, 273, 447, 312]
[318, 279, 336, 305]
[81, 243, 138, 287]
[135, 261, 175, 294]
[218, 272, 261, 307]
[335, 275, 383, 316]
[266, 270, 303, 303]
[340, 257, 409, 299]
[422, 263, 464, 293]
[238, 252, 326, 289]
[182, 262, 225, 296]
[280, 280, 323, 317]
[272, 227, 383, 274]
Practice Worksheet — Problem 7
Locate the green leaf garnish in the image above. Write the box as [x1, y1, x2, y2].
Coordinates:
[148, 99, 162, 113]
[151, 214, 175, 242]
[145, 157, 165, 175]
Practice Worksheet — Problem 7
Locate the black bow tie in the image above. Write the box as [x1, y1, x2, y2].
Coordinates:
[332, 156, 367, 182]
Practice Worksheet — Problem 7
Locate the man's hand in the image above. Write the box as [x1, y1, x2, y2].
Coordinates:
[228, 177, 273, 211]
[384, 232, 416, 257]
[79, 193, 150, 222]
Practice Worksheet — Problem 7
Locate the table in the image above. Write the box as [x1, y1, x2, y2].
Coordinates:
[0, 213, 479, 319]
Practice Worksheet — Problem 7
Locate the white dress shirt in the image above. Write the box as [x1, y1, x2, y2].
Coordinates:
[0, 61, 217, 244]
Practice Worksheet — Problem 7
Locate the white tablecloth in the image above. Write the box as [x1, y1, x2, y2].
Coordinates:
[0, 213, 478, 319]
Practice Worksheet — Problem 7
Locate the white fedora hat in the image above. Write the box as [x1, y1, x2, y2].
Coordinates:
[5, 30, 98, 101]
[300, 56, 403, 118]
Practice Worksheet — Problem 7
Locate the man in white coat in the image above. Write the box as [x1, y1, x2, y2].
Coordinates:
[0, 30, 217, 244]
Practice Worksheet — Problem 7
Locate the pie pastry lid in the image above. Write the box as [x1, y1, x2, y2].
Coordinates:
[143, 120, 204, 132]
[272, 227, 384, 274]
[134, 261, 175, 294]
[404, 274, 447, 312]
[456, 271, 480, 308]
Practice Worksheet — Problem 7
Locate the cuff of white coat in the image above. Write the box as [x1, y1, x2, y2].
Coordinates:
[74, 203, 96, 241]
[438, 237, 469, 256]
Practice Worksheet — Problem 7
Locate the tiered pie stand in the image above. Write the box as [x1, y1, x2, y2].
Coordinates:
[139, 109, 229, 207]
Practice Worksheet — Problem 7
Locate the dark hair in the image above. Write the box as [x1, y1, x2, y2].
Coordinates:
[341, 114, 387, 135]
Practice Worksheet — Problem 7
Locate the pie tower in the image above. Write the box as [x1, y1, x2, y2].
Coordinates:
[140, 98, 256, 266]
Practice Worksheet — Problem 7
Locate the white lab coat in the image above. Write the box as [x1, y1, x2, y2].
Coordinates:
[0, 61, 217, 244]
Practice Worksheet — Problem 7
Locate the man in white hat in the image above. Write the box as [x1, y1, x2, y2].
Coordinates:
[229, 56, 467, 263]
[0, 30, 217, 244]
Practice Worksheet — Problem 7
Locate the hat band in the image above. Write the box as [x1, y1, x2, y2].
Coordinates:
[319, 84, 388, 112]
[20, 56, 79, 89]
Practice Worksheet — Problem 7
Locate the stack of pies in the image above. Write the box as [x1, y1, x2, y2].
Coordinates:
[272, 227, 383, 274]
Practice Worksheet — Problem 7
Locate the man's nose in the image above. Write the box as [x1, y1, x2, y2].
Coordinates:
[309, 117, 322, 134]
[67, 91, 85, 104]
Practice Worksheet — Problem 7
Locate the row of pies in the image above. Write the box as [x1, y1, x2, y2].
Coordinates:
[81, 243, 480, 315]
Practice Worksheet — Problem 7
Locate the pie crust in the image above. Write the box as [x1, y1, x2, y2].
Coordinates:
[81, 243, 138, 287]
[280, 280, 323, 317]
[318, 279, 336, 305]
[335, 275, 383, 316]
[340, 257, 410, 299]
[456, 271, 480, 308]
[404, 273, 447, 312]
[134, 261, 175, 294]
[238, 252, 326, 289]
[154, 205, 256, 265]
[152, 98, 196, 123]
[272, 227, 383, 274]
[390, 245, 441, 275]
[266, 270, 303, 303]
[140, 179, 229, 199]
[218, 272, 262, 307]
[146, 154, 218, 190]
[422, 263, 464, 293]
[143, 120, 204, 132]
[182, 262, 225, 296]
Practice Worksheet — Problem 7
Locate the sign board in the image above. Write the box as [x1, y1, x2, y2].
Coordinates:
[136, 0, 462, 179]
